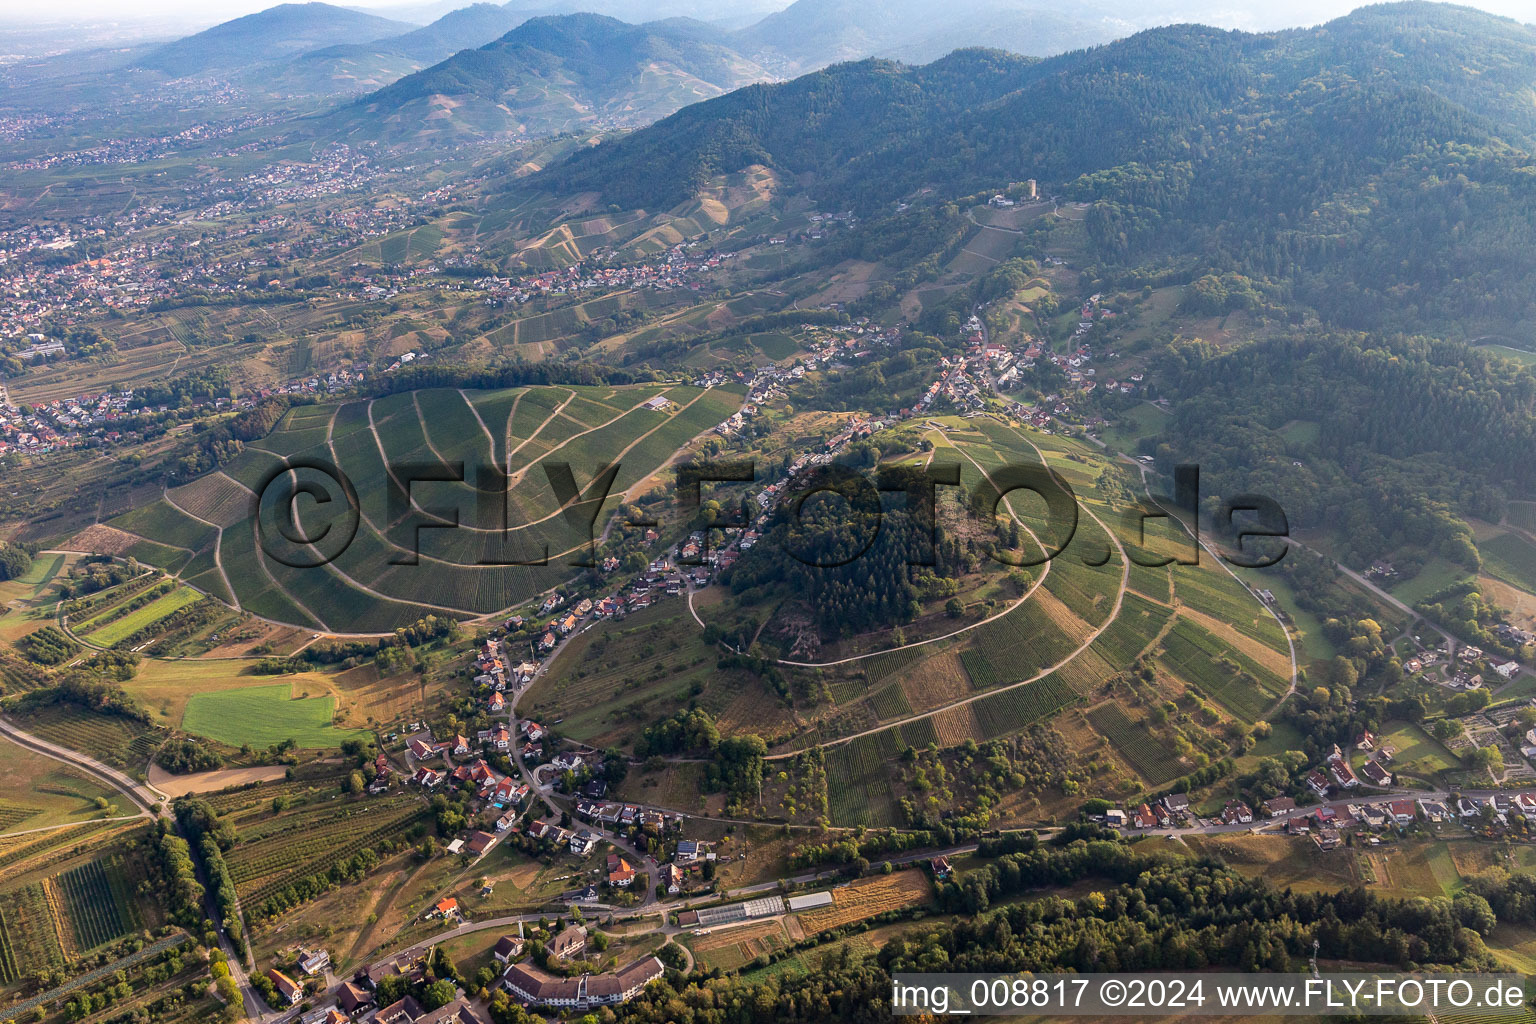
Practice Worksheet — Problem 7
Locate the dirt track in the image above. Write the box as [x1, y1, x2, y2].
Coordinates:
[147, 763, 288, 797]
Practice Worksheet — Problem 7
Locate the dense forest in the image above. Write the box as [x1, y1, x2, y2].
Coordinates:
[725, 464, 976, 635]
[1154, 332, 1530, 567]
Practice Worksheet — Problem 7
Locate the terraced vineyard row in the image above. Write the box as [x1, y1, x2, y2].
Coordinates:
[1089, 591, 1173, 665]
[970, 673, 1080, 740]
[826, 732, 903, 828]
[959, 600, 1082, 689]
[112, 383, 745, 629]
[1158, 618, 1285, 722]
[231, 802, 426, 907]
[1088, 702, 1185, 785]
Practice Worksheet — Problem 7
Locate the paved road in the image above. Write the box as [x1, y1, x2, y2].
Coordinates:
[505, 647, 661, 907]
[0, 714, 162, 815]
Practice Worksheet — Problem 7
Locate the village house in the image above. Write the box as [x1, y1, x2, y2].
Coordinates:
[494, 936, 525, 964]
[1360, 760, 1393, 787]
[336, 981, 373, 1015]
[267, 969, 303, 1006]
[1261, 796, 1296, 818]
[1221, 800, 1253, 825]
[607, 854, 636, 887]
[297, 947, 330, 975]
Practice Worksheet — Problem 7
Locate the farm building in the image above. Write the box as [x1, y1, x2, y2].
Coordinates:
[787, 891, 834, 912]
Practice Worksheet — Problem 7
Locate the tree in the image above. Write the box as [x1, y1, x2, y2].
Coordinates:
[422, 978, 456, 1011]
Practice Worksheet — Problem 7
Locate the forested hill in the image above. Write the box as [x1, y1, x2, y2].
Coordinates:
[134, 2, 413, 75]
[356, 13, 774, 137]
[541, 3, 1536, 209]
[535, 3, 1536, 333]
[1155, 332, 1533, 569]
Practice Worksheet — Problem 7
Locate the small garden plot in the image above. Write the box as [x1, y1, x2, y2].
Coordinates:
[689, 920, 789, 972]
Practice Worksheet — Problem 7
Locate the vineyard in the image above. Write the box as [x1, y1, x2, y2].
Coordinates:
[794, 872, 932, 934]
[0, 802, 44, 831]
[105, 383, 745, 631]
[1087, 702, 1185, 785]
[959, 600, 1084, 690]
[0, 652, 50, 696]
[54, 858, 138, 953]
[1088, 592, 1173, 666]
[228, 796, 426, 909]
[0, 822, 130, 876]
[1172, 565, 1288, 653]
[969, 673, 1080, 741]
[15, 706, 159, 776]
[1157, 618, 1286, 722]
[0, 883, 64, 984]
[825, 733, 903, 828]
[1041, 536, 1121, 626]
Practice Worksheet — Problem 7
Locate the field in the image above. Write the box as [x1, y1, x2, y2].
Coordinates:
[1479, 530, 1536, 595]
[687, 920, 790, 972]
[0, 883, 63, 984]
[520, 603, 770, 749]
[1157, 617, 1287, 722]
[13, 705, 158, 778]
[53, 857, 139, 952]
[181, 682, 373, 748]
[794, 872, 932, 934]
[825, 733, 904, 828]
[122, 657, 338, 725]
[0, 822, 157, 985]
[1177, 834, 1362, 893]
[1378, 720, 1459, 779]
[102, 383, 744, 632]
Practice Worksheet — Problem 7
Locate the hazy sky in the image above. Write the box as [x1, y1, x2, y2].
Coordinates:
[2, 0, 1530, 31]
